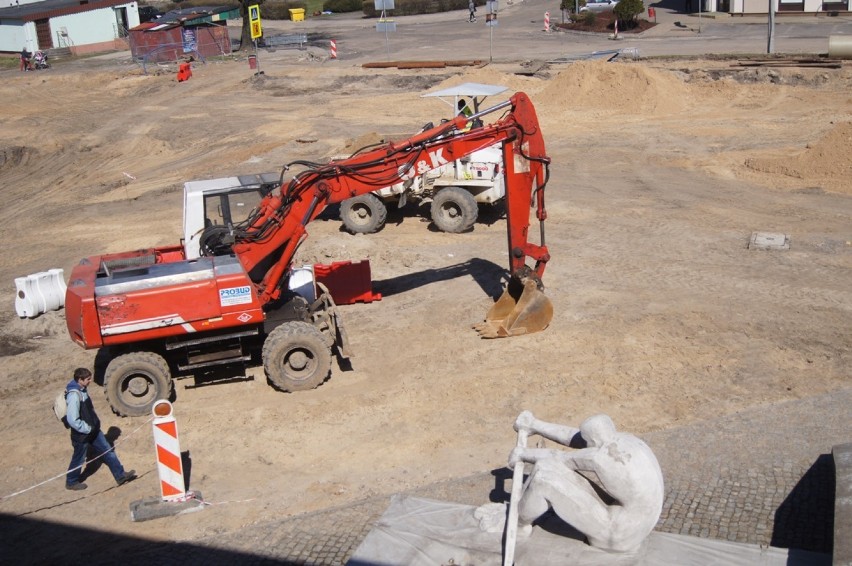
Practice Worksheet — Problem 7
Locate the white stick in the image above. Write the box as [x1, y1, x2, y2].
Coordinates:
[503, 428, 529, 566]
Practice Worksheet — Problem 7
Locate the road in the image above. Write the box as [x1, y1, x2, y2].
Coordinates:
[253, 0, 852, 62]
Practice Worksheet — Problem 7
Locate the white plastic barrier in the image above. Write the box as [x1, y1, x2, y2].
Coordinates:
[14, 268, 66, 318]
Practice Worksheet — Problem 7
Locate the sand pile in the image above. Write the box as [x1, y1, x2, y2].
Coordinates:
[744, 121, 852, 194]
[536, 61, 692, 116]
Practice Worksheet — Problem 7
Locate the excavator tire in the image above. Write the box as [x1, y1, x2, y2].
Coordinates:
[263, 321, 332, 392]
[104, 351, 173, 417]
[341, 194, 388, 234]
[431, 187, 478, 233]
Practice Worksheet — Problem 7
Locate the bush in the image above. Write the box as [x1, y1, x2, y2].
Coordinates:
[613, 0, 643, 26]
[261, 0, 307, 19]
[324, 0, 362, 12]
[574, 9, 595, 25]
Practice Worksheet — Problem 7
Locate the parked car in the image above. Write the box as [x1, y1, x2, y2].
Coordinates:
[580, 0, 619, 11]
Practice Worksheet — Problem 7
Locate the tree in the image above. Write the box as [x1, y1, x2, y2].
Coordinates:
[238, 0, 264, 51]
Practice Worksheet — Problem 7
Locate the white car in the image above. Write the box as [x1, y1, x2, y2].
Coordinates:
[580, 0, 619, 11]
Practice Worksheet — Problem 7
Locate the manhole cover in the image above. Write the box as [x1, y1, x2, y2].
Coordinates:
[749, 232, 790, 250]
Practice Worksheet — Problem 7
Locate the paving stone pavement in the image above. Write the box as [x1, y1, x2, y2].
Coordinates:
[117, 388, 848, 565]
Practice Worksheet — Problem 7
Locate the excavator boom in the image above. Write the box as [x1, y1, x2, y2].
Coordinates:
[217, 93, 553, 336]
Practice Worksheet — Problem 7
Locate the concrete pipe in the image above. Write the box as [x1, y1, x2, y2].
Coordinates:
[828, 35, 852, 59]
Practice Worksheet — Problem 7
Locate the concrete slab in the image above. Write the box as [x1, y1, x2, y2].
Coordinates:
[347, 495, 831, 566]
[130, 491, 205, 522]
[750, 231, 791, 250]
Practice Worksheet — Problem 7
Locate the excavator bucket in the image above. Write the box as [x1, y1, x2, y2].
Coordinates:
[474, 275, 553, 338]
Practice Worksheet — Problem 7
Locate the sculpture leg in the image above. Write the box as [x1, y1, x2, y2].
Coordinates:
[519, 459, 612, 541]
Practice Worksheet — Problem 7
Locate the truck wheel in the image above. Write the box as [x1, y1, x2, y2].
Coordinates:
[104, 352, 172, 417]
[341, 194, 387, 234]
[431, 187, 478, 233]
[263, 322, 332, 392]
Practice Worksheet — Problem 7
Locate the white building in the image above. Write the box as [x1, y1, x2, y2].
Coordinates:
[690, 0, 846, 14]
[0, 0, 141, 55]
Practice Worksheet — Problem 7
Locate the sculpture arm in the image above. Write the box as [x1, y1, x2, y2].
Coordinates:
[508, 446, 600, 473]
[515, 410, 579, 447]
[509, 447, 565, 467]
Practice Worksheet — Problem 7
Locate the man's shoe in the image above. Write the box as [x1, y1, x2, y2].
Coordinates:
[117, 470, 137, 486]
[66, 482, 87, 491]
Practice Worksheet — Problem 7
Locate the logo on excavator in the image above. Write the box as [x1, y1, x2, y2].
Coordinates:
[220, 286, 252, 307]
[400, 148, 449, 181]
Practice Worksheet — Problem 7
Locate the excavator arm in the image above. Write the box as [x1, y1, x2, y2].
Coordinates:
[209, 92, 553, 337]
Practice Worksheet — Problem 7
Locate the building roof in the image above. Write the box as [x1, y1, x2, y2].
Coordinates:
[0, 0, 130, 22]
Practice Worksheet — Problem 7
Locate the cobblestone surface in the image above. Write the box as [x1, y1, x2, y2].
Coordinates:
[115, 388, 848, 565]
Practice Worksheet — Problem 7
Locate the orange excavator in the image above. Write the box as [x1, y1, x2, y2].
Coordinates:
[65, 92, 553, 416]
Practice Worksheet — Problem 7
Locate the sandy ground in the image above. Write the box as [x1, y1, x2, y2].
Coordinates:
[0, 37, 850, 557]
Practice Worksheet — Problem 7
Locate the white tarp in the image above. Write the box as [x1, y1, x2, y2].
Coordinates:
[347, 495, 831, 566]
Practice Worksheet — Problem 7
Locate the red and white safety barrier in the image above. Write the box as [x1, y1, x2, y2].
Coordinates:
[152, 400, 186, 501]
[330, 39, 337, 59]
[614, 18, 619, 37]
[544, 11, 550, 32]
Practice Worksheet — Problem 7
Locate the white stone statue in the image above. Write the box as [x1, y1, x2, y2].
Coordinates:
[477, 411, 664, 553]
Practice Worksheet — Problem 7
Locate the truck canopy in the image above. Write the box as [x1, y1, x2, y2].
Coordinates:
[421, 83, 508, 118]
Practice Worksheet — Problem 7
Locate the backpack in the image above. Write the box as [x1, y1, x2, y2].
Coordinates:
[53, 389, 81, 429]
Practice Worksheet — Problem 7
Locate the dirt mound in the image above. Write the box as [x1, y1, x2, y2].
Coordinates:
[744, 121, 852, 194]
[537, 61, 691, 115]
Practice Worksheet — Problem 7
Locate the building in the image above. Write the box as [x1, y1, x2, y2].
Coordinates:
[128, 6, 238, 63]
[689, 0, 847, 14]
[0, 0, 141, 55]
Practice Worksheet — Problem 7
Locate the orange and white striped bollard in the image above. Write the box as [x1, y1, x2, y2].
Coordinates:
[330, 39, 337, 59]
[544, 11, 550, 32]
[152, 400, 186, 502]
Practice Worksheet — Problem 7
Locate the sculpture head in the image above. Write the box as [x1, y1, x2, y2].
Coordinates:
[579, 414, 616, 447]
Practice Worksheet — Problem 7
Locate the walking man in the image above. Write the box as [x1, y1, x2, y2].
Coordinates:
[65, 367, 136, 491]
[468, 0, 477, 22]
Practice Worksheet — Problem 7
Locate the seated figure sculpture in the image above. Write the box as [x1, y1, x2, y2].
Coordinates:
[478, 411, 664, 553]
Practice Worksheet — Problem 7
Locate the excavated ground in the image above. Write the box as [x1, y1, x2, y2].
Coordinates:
[0, 42, 849, 562]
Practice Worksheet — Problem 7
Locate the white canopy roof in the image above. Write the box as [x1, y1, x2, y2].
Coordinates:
[421, 83, 508, 99]
[421, 83, 509, 118]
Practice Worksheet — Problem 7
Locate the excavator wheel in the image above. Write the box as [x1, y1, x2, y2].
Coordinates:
[104, 351, 173, 417]
[263, 321, 332, 392]
[473, 274, 553, 339]
[341, 194, 388, 234]
[431, 187, 478, 233]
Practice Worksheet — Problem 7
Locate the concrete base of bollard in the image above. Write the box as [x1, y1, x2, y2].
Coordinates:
[130, 491, 205, 522]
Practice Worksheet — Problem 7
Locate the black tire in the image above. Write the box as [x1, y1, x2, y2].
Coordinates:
[340, 194, 387, 234]
[263, 322, 332, 392]
[430, 187, 478, 233]
[104, 351, 172, 417]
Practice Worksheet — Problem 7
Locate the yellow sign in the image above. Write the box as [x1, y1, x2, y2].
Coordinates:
[249, 4, 262, 39]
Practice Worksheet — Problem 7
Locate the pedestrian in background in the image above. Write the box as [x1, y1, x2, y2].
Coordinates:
[20, 47, 31, 71]
[468, 0, 477, 22]
[65, 367, 136, 491]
